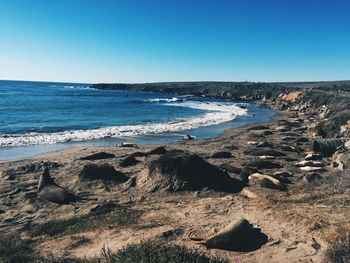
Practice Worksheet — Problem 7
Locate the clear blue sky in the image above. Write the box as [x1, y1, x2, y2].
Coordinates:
[0, 0, 349, 83]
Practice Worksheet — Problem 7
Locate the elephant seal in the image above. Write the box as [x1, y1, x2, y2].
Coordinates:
[37, 167, 86, 204]
[188, 218, 268, 252]
[248, 173, 287, 191]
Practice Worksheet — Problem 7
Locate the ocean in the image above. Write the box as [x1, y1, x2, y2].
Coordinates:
[0, 80, 275, 160]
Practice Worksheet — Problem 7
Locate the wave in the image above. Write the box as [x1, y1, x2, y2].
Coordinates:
[49, 85, 94, 90]
[0, 101, 247, 147]
[146, 97, 185, 103]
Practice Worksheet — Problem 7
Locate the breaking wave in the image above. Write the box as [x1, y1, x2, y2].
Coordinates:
[0, 101, 247, 147]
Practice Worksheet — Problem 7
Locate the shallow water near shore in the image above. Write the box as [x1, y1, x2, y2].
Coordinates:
[0, 103, 274, 160]
[0, 80, 275, 160]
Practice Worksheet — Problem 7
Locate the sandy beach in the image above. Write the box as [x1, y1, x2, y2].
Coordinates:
[1, 90, 349, 262]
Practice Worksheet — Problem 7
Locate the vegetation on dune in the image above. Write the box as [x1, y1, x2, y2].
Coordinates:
[29, 206, 143, 237]
[0, 237, 227, 263]
[96, 241, 228, 263]
[323, 228, 350, 263]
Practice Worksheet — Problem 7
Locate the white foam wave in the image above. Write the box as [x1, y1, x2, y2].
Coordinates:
[147, 97, 184, 103]
[0, 101, 247, 147]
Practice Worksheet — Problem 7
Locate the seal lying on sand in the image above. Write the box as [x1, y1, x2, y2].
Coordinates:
[189, 218, 268, 252]
[248, 173, 287, 191]
[37, 167, 88, 204]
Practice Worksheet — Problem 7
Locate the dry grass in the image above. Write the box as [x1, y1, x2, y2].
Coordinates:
[323, 228, 350, 263]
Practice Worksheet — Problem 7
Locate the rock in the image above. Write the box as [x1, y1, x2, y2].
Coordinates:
[80, 152, 115, 160]
[246, 149, 286, 157]
[137, 151, 243, 193]
[147, 146, 167, 155]
[79, 164, 128, 182]
[303, 173, 322, 183]
[211, 151, 232, 159]
[119, 155, 140, 167]
[295, 161, 325, 167]
[246, 160, 283, 169]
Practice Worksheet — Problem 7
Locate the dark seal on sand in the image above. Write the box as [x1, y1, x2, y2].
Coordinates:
[211, 151, 232, 159]
[38, 168, 85, 204]
[189, 218, 268, 252]
[80, 152, 115, 160]
[147, 146, 167, 155]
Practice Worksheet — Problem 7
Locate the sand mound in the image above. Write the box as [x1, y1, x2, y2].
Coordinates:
[137, 151, 243, 192]
[79, 164, 127, 182]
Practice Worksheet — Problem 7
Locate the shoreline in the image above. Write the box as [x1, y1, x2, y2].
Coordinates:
[0, 101, 275, 161]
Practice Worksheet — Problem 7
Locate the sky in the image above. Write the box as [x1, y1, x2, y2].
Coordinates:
[0, 0, 349, 83]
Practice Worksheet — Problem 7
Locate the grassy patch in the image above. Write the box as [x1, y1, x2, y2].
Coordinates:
[30, 206, 143, 238]
[323, 228, 350, 263]
[98, 241, 228, 263]
[0, 237, 227, 263]
[277, 170, 350, 206]
[0, 235, 36, 263]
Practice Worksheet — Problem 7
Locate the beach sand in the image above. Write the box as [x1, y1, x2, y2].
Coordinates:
[0, 99, 349, 262]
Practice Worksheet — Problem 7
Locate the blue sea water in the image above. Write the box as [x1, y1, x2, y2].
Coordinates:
[0, 80, 275, 160]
